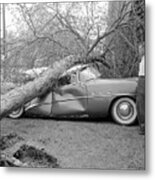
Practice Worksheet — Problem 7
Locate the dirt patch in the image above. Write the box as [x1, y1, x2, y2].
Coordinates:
[13, 144, 60, 168]
[0, 133, 24, 151]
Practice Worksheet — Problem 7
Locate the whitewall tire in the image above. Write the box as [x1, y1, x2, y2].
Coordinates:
[111, 97, 137, 125]
[9, 107, 24, 119]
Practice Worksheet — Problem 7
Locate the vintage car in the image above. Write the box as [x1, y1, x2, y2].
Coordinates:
[9, 64, 138, 125]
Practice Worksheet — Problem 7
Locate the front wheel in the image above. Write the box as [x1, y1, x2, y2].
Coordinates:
[9, 107, 24, 119]
[111, 97, 137, 125]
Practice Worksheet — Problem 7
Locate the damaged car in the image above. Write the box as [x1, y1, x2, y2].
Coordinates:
[9, 64, 138, 125]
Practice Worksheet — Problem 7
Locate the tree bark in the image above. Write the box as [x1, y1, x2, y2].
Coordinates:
[0, 55, 80, 119]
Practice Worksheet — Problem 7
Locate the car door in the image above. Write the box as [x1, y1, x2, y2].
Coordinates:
[26, 91, 52, 117]
[86, 79, 109, 117]
[51, 72, 87, 117]
[78, 66, 107, 117]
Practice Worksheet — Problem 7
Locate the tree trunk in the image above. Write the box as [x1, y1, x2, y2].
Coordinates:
[0, 55, 80, 119]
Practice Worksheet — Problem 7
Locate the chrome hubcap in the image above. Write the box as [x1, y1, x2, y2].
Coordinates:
[117, 102, 133, 120]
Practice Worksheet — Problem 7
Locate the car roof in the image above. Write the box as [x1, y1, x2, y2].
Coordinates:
[66, 64, 88, 74]
[61, 64, 89, 77]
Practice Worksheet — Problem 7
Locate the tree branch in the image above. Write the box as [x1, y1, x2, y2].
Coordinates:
[117, 30, 136, 51]
[86, 29, 115, 56]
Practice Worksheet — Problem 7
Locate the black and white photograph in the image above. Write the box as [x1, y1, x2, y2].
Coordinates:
[0, 0, 145, 170]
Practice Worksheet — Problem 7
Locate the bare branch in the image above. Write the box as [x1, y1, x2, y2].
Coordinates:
[117, 30, 136, 51]
[38, 14, 57, 33]
[18, 4, 37, 36]
[86, 29, 115, 56]
[57, 13, 86, 48]
[86, 1, 135, 57]
[46, 4, 87, 49]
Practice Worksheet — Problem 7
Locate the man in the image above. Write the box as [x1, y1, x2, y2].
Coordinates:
[136, 43, 145, 135]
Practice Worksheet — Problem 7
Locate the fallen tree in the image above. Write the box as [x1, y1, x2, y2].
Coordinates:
[0, 55, 79, 119]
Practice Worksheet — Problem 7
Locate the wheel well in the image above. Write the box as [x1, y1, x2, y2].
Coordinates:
[108, 96, 136, 115]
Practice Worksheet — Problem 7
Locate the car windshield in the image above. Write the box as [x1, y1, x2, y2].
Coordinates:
[59, 64, 101, 85]
[79, 66, 101, 82]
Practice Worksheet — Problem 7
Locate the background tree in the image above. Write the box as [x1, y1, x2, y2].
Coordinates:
[105, 0, 145, 77]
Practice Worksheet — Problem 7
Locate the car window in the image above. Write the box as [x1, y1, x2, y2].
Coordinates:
[58, 71, 77, 86]
[79, 67, 101, 82]
[58, 74, 71, 86]
[70, 72, 77, 84]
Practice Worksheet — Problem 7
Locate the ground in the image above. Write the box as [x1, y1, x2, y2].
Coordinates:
[0, 117, 145, 170]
